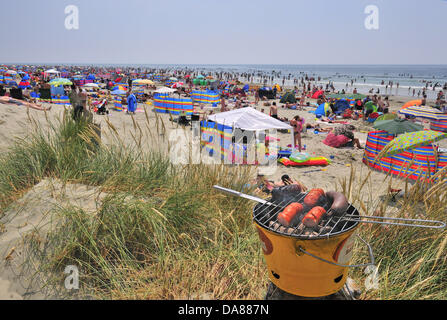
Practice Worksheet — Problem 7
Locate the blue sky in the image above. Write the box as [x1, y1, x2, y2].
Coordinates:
[1, 0, 446, 65]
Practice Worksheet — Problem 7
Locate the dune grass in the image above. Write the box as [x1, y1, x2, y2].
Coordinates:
[1, 110, 446, 299]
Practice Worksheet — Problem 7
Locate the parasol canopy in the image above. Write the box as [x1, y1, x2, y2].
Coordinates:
[375, 113, 398, 122]
[111, 89, 126, 95]
[401, 99, 422, 109]
[373, 118, 423, 135]
[154, 87, 176, 94]
[83, 83, 99, 88]
[399, 105, 447, 121]
[49, 78, 72, 86]
[133, 79, 154, 85]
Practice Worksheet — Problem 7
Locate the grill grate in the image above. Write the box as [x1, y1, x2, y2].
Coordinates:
[253, 191, 359, 239]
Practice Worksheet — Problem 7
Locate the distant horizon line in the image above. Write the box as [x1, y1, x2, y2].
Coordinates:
[2, 62, 447, 67]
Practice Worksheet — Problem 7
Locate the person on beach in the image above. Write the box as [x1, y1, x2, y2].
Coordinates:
[322, 124, 363, 149]
[270, 102, 278, 119]
[220, 95, 228, 112]
[126, 90, 137, 114]
[290, 115, 304, 152]
[0, 95, 51, 111]
[70, 84, 89, 121]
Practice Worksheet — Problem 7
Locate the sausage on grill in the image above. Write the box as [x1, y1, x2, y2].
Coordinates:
[325, 191, 349, 215]
[277, 202, 303, 227]
[302, 206, 327, 228]
[303, 188, 325, 207]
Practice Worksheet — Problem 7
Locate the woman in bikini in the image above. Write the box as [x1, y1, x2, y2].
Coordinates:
[290, 115, 304, 152]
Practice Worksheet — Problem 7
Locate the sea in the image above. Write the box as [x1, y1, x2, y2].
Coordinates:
[138, 64, 447, 99]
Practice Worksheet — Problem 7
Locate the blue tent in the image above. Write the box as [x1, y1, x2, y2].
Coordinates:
[87, 74, 96, 80]
[242, 84, 249, 92]
[332, 99, 350, 115]
[315, 103, 331, 117]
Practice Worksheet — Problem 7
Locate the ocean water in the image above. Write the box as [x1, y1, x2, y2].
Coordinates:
[137, 64, 447, 99]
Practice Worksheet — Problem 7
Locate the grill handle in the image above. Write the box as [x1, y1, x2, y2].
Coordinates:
[296, 235, 375, 268]
[342, 215, 446, 229]
[213, 185, 280, 207]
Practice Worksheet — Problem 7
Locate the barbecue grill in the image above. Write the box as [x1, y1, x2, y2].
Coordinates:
[214, 185, 445, 297]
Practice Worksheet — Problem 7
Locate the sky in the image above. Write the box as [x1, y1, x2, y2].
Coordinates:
[1, 0, 446, 65]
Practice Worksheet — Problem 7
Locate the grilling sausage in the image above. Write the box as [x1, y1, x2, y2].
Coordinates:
[303, 188, 325, 207]
[277, 202, 303, 227]
[325, 191, 349, 216]
[302, 206, 327, 228]
[271, 184, 303, 204]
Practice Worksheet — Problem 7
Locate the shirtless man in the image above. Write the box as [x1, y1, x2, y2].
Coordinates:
[270, 102, 278, 119]
[0, 96, 51, 111]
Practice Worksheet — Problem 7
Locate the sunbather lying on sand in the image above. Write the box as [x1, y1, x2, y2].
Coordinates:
[0, 96, 51, 111]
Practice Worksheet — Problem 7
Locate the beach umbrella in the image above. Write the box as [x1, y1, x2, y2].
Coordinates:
[375, 113, 398, 122]
[196, 75, 205, 79]
[169, 77, 178, 81]
[50, 77, 72, 84]
[18, 81, 31, 88]
[111, 85, 127, 91]
[401, 99, 422, 109]
[133, 79, 153, 85]
[83, 83, 99, 88]
[373, 118, 423, 135]
[378, 130, 447, 157]
[171, 82, 184, 88]
[155, 87, 176, 94]
[111, 89, 126, 95]
[399, 105, 447, 121]
[5, 70, 17, 75]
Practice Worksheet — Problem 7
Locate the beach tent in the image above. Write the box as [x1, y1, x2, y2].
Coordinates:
[202, 108, 294, 164]
[332, 99, 351, 115]
[207, 107, 292, 131]
[207, 106, 295, 152]
[311, 90, 324, 99]
[43, 69, 61, 80]
[280, 91, 296, 104]
[314, 103, 332, 117]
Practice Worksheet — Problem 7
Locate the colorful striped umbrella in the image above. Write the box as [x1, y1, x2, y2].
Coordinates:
[379, 130, 447, 157]
[399, 105, 447, 121]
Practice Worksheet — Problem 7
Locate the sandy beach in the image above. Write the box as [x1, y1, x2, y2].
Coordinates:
[0, 78, 446, 300]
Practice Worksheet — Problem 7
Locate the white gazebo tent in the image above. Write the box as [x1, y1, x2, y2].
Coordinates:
[207, 106, 295, 149]
[43, 68, 61, 80]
